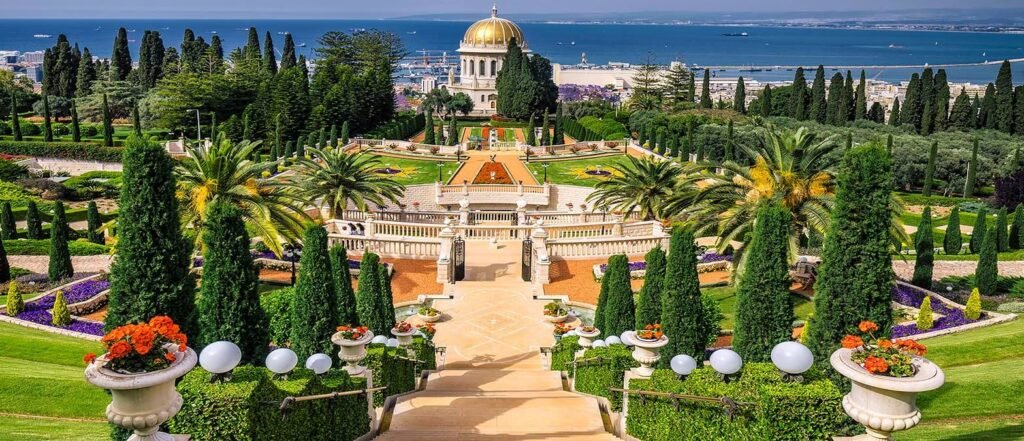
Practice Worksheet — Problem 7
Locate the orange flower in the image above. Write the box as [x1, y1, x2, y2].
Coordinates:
[877, 339, 893, 349]
[130, 326, 157, 355]
[896, 339, 927, 356]
[108, 341, 132, 359]
[83, 353, 97, 365]
[841, 335, 864, 349]
[858, 321, 879, 333]
[165, 352, 177, 363]
[864, 356, 889, 374]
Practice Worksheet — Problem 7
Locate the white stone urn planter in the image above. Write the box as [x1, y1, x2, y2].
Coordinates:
[417, 311, 442, 323]
[332, 330, 375, 375]
[631, 335, 669, 377]
[543, 312, 569, 323]
[830, 348, 945, 440]
[84, 344, 198, 441]
[391, 326, 418, 347]
[575, 327, 601, 348]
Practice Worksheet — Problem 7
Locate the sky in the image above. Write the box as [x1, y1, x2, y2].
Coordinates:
[3, 0, 1022, 19]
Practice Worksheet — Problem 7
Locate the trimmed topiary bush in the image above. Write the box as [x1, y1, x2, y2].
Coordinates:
[661, 228, 711, 363]
[5, 281, 22, 316]
[330, 245, 359, 326]
[549, 335, 581, 373]
[574, 343, 638, 411]
[625, 364, 845, 441]
[734, 201, 794, 362]
[86, 201, 103, 244]
[376, 263, 396, 333]
[25, 201, 43, 240]
[916, 296, 933, 331]
[1011, 204, 1024, 250]
[976, 226, 999, 296]
[912, 206, 934, 289]
[51, 290, 71, 327]
[47, 202, 73, 282]
[996, 207, 1010, 252]
[1, 202, 16, 240]
[943, 206, 962, 254]
[0, 140, 124, 162]
[635, 245, 666, 329]
[355, 253, 388, 334]
[601, 254, 635, 339]
[965, 288, 982, 320]
[969, 206, 987, 254]
[363, 340, 431, 406]
[260, 287, 294, 347]
[290, 225, 338, 360]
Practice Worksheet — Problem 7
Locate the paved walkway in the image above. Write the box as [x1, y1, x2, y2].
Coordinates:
[449, 151, 539, 186]
[8, 255, 113, 274]
[386, 240, 615, 439]
[893, 260, 1024, 281]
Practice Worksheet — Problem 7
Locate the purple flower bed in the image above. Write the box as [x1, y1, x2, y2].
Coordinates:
[890, 284, 982, 338]
[14, 309, 104, 335]
[599, 261, 647, 272]
[698, 252, 733, 264]
[12, 278, 110, 336]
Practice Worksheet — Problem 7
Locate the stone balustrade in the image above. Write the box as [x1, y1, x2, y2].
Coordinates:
[326, 234, 441, 259]
[547, 235, 671, 259]
[336, 209, 643, 225]
[435, 182, 551, 206]
[329, 217, 661, 242]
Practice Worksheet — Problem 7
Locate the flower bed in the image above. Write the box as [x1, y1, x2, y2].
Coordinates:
[890, 282, 986, 338]
[472, 162, 514, 185]
[11, 277, 108, 336]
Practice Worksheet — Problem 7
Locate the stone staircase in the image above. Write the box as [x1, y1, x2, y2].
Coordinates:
[375, 369, 618, 440]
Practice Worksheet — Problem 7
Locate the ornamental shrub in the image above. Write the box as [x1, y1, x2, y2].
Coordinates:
[626, 365, 845, 441]
[25, 201, 43, 240]
[51, 290, 71, 327]
[330, 245, 359, 326]
[290, 225, 338, 360]
[1011, 204, 1024, 250]
[996, 207, 1010, 252]
[197, 202, 269, 364]
[943, 206, 962, 254]
[376, 263, 397, 333]
[807, 145, 894, 368]
[635, 245, 666, 328]
[0, 236, 8, 283]
[106, 136, 196, 335]
[976, 226, 999, 296]
[734, 202, 794, 362]
[916, 296, 934, 331]
[969, 206, 987, 254]
[996, 302, 1024, 313]
[364, 339, 433, 406]
[601, 254, 635, 339]
[574, 344, 637, 411]
[5, 281, 22, 316]
[260, 287, 294, 347]
[355, 253, 389, 334]
[965, 288, 982, 320]
[593, 255, 611, 334]
[912, 206, 934, 289]
[1, 202, 15, 240]
[86, 201, 103, 244]
[660, 228, 710, 363]
[47, 202, 74, 282]
[0, 140, 123, 162]
[548, 335, 581, 373]
[168, 366, 370, 441]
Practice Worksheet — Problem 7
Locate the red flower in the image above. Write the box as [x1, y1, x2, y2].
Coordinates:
[864, 356, 889, 374]
[858, 321, 879, 333]
[108, 341, 132, 359]
[83, 353, 97, 365]
[841, 335, 864, 349]
[165, 352, 177, 363]
[877, 339, 893, 349]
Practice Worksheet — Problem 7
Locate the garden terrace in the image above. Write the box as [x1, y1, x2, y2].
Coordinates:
[434, 181, 552, 206]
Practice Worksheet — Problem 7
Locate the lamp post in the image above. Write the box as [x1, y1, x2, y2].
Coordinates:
[284, 245, 302, 285]
[542, 162, 550, 183]
[187, 109, 201, 142]
[437, 161, 444, 182]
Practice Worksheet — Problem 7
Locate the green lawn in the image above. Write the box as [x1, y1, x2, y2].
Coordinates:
[895, 318, 1024, 440]
[366, 154, 461, 186]
[703, 285, 814, 330]
[0, 321, 109, 440]
[525, 156, 630, 187]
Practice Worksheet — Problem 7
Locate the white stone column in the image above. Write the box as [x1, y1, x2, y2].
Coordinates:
[364, 213, 376, 238]
[612, 213, 624, 237]
[458, 199, 470, 225]
[531, 225, 550, 284]
[436, 224, 456, 284]
[516, 199, 528, 230]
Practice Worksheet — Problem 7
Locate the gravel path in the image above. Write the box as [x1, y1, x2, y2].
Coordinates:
[8, 255, 113, 274]
[893, 260, 1024, 280]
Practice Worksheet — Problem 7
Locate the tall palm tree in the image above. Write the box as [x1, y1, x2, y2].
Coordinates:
[289, 148, 405, 219]
[586, 156, 681, 220]
[175, 138, 308, 257]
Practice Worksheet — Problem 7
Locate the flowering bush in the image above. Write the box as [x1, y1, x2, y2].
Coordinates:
[578, 325, 597, 333]
[418, 306, 440, 317]
[553, 322, 572, 336]
[635, 324, 664, 341]
[84, 316, 188, 374]
[417, 324, 436, 339]
[543, 302, 568, 317]
[335, 325, 370, 341]
[843, 320, 926, 378]
[393, 321, 414, 333]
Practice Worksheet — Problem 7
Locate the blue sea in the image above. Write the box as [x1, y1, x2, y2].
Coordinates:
[2, 19, 1024, 84]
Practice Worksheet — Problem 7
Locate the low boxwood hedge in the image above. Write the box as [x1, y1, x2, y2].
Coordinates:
[626, 364, 846, 441]
[364, 337, 436, 407]
[549, 335, 581, 373]
[168, 365, 370, 441]
[574, 344, 637, 411]
[0, 140, 124, 162]
[4, 238, 110, 256]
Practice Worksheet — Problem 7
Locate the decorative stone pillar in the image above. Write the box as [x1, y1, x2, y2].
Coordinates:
[831, 349, 945, 440]
[516, 199, 528, 229]
[458, 199, 470, 225]
[436, 223, 456, 284]
[611, 212, 625, 237]
[576, 327, 601, 348]
[531, 226, 550, 284]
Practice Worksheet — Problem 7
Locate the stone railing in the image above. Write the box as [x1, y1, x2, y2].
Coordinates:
[330, 218, 660, 242]
[547, 235, 670, 259]
[523, 139, 628, 157]
[326, 234, 440, 259]
[335, 209, 644, 225]
[435, 182, 551, 206]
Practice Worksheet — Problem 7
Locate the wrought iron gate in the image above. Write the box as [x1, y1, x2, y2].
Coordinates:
[521, 238, 533, 282]
[453, 236, 466, 282]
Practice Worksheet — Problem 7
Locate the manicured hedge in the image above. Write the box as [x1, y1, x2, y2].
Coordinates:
[4, 238, 109, 256]
[0, 140, 124, 162]
[577, 116, 629, 140]
[574, 344, 637, 411]
[549, 335, 581, 373]
[260, 287, 295, 347]
[626, 364, 846, 441]
[169, 366, 370, 441]
[364, 337, 435, 407]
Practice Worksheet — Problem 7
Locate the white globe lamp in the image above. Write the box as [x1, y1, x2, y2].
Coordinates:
[771, 341, 814, 381]
[305, 353, 333, 375]
[266, 348, 298, 379]
[371, 335, 388, 345]
[606, 336, 622, 345]
[670, 354, 697, 380]
[199, 341, 242, 382]
[386, 338, 399, 348]
[619, 331, 634, 346]
[592, 339, 606, 348]
[709, 349, 743, 380]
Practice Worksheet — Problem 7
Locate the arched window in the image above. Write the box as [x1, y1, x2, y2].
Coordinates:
[491, 60, 497, 76]
[469, 60, 475, 76]
[481, 94, 486, 102]
[479, 60, 485, 76]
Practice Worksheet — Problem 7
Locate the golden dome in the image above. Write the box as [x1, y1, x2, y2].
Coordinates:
[463, 5, 526, 47]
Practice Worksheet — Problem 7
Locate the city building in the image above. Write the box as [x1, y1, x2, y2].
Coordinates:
[445, 4, 530, 115]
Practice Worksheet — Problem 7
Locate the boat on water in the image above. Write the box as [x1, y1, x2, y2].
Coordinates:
[407, 31, 417, 35]
[33, 34, 52, 38]
[722, 32, 749, 37]
[298, 43, 307, 47]
[888, 44, 904, 48]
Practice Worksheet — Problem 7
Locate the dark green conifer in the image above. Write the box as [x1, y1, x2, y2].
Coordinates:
[330, 245, 359, 326]
[70, 101, 81, 142]
[376, 263, 396, 333]
[944, 206, 963, 254]
[912, 206, 934, 288]
[996, 208, 1010, 252]
[965, 139, 979, 197]
[356, 253, 389, 334]
[635, 246, 665, 328]
[969, 206, 988, 254]
[42, 94, 53, 142]
[1011, 204, 1024, 250]
[47, 202, 73, 282]
[995, 60, 1014, 133]
[976, 226, 999, 296]
[734, 76, 747, 114]
[86, 201, 103, 244]
[923, 141, 937, 197]
[810, 65, 827, 123]
[661, 228, 710, 361]
[102, 94, 113, 147]
[111, 27, 132, 80]
[25, 201, 43, 240]
[0, 203, 15, 240]
[699, 69, 712, 108]
[289, 225, 337, 359]
[600, 254, 635, 338]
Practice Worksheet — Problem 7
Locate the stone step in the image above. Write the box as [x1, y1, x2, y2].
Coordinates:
[425, 369, 563, 392]
[384, 394, 612, 436]
[376, 430, 620, 440]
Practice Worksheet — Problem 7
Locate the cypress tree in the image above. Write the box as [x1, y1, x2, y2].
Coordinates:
[981, 84, 997, 129]
[699, 69, 712, 108]
[1011, 204, 1024, 250]
[70, 101, 81, 142]
[290, 225, 337, 359]
[10, 95, 21, 141]
[912, 206, 934, 289]
[0, 203, 14, 240]
[889, 98, 902, 126]
[734, 76, 747, 114]
[132, 103, 143, 136]
[42, 94, 53, 142]
[600, 254, 635, 338]
[448, 116, 458, 146]
[263, 32, 277, 74]
[733, 202, 794, 362]
[330, 124, 338, 148]
[923, 141, 937, 197]
[1015, 86, 1024, 136]
[106, 136, 196, 334]
[541, 113, 551, 146]
[810, 65, 827, 123]
[886, 134, 893, 155]
[111, 27, 132, 81]
[725, 120, 735, 162]
[197, 202, 268, 363]
[101, 94, 113, 147]
[970, 207, 988, 254]
[826, 73, 846, 125]
[554, 103, 565, 144]
[376, 263, 397, 333]
[902, 74, 923, 131]
[995, 60, 1014, 133]
[593, 254, 611, 334]
[996, 207, 1010, 252]
[47, 202, 73, 282]
[807, 144, 894, 366]
[944, 206, 963, 254]
[976, 226, 999, 296]
[854, 70, 867, 120]
[281, 33, 297, 69]
[423, 111, 435, 145]
[25, 201, 43, 240]
[687, 75, 696, 106]
[654, 129, 665, 156]
[0, 237, 8, 283]
[920, 68, 936, 134]
[635, 246, 666, 328]
[843, 71, 855, 121]
[661, 228, 709, 362]
[295, 139, 305, 159]
[965, 139, 979, 197]
[356, 253, 388, 334]
[86, 201, 102, 244]
[786, 69, 806, 119]
[759, 85, 773, 117]
[318, 128, 327, 148]
[933, 69, 950, 131]
[949, 89, 974, 130]
[330, 245, 359, 326]
[340, 121, 350, 145]
[526, 119, 536, 146]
